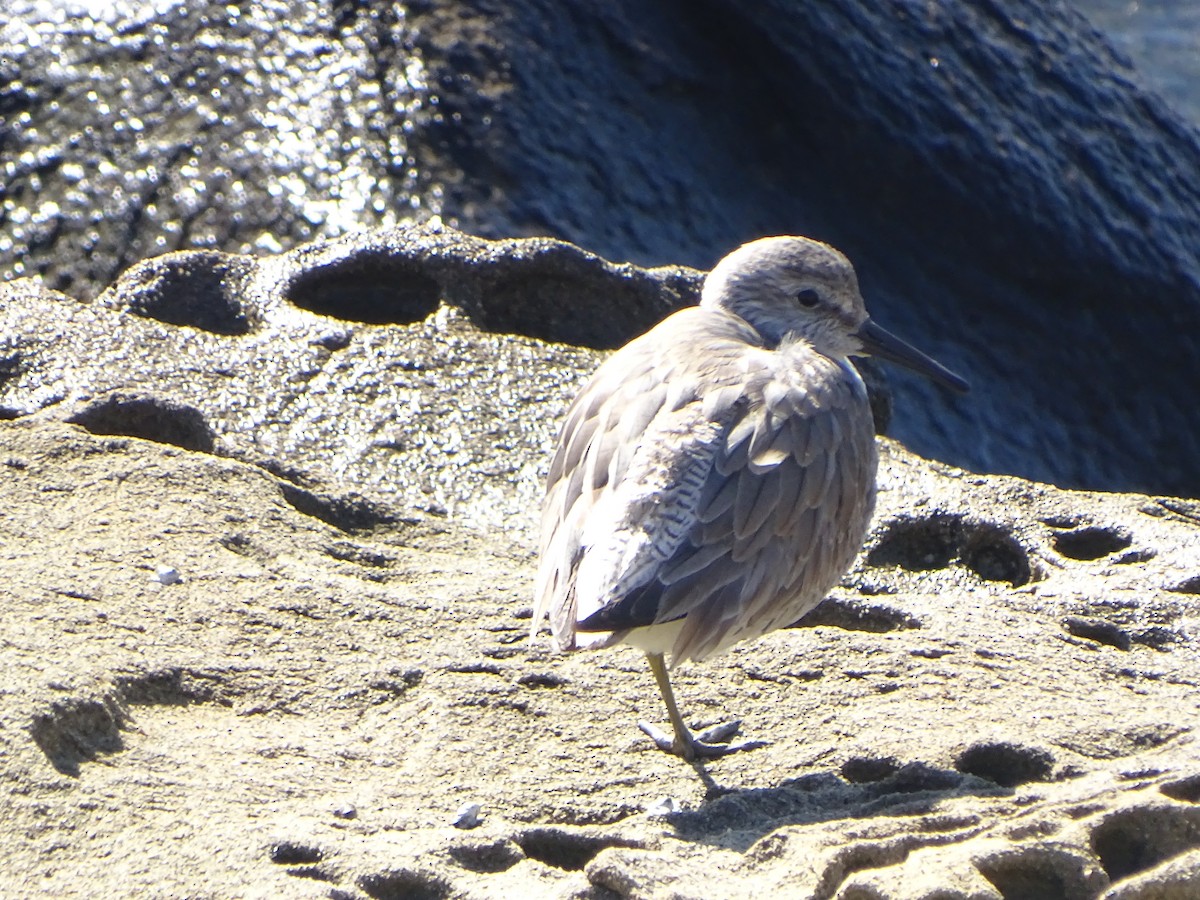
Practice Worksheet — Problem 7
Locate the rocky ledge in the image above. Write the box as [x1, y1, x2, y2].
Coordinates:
[1, 226, 1198, 898]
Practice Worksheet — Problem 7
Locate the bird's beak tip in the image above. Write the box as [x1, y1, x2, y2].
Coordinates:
[857, 319, 969, 396]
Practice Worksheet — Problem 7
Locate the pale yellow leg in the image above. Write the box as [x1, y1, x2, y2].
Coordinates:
[638, 652, 763, 759]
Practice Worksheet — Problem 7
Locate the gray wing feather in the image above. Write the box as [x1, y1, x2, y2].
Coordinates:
[733, 464, 780, 544]
[657, 553, 744, 620]
[660, 540, 732, 585]
[746, 411, 782, 472]
[732, 470, 786, 562]
[698, 510, 736, 546]
[786, 505, 820, 568]
[771, 455, 806, 537]
[797, 447, 832, 510]
[788, 413, 814, 467]
[732, 462, 770, 538]
[663, 368, 876, 661]
[697, 469, 739, 525]
[755, 424, 795, 472]
[719, 414, 755, 476]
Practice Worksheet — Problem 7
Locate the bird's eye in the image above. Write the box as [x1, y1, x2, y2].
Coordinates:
[796, 288, 821, 308]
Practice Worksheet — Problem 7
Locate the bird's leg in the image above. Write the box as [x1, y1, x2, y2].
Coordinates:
[637, 652, 764, 759]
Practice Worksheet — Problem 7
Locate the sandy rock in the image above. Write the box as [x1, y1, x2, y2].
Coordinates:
[2, 227, 1198, 897]
[0, 224, 695, 540]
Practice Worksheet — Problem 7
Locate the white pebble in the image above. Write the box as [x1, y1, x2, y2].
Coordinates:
[645, 797, 681, 817]
[153, 565, 182, 585]
[452, 802, 482, 829]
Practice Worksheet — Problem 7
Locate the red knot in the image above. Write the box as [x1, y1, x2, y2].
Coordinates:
[533, 236, 967, 759]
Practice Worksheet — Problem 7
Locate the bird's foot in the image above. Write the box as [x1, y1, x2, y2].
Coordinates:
[637, 719, 766, 759]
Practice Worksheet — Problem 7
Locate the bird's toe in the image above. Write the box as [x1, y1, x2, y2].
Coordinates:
[694, 720, 742, 744]
[637, 719, 766, 759]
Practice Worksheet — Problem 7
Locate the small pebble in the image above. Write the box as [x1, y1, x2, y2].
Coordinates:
[331, 803, 357, 820]
[645, 797, 681, 817]
[153, 565, 182, 585]
[452, 802, 482, 829]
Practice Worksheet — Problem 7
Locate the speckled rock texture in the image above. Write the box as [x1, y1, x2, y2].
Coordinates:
[0, 224, 700, 538]
[2, 227, 1198, 899]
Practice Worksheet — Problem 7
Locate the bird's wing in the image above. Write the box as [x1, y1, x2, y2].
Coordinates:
[534, 312, 876, 663]
[533, 309, 750, 643]
[659, 354, 878, 661]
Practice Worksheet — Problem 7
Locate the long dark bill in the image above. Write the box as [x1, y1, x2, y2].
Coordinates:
[856, 319, 969, 394]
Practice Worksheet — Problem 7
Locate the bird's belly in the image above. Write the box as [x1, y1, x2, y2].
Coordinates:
[618, 619, 687, 655]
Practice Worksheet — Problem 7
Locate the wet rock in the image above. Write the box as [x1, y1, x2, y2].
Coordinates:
[5, 1, 1200, 497]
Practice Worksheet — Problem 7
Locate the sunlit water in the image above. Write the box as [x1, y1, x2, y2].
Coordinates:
[2, 0, 441, 278]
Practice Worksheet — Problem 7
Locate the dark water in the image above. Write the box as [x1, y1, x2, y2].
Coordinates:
[1072, 0, 1200, 122]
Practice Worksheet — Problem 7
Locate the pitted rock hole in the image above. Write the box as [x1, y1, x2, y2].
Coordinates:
[368, 667, 424, 699]
[0, 350, 25, 389]
[115, 667, 229, 706]
[1040, 514, 1082, 529]
[67, 394, 216, 453]
[286, 254, 440, 325]
[976, 846, 1104, 900]
[30, 668, 236, 776]
[357, 868, 451, 900]
[841, 755, 901, 783]
[1161, 775, 1200, 804]
[517, 672, 569, 689]
[1091, 805, 1200, 881]
[868, 514, 961, 571]
[278, 483, 401, 533]
[269, 842, 324, 865]
[866, 515, 1032, 586]
[0, 349, 25, 418]
[284, 866, 335, 883]
[1131, 626, 1182, 650]
[479, 275, 645, 349]
[1063, 616, 1131, 651]
[515, 828, 630, 871]
[792, 596, 921, 632]
[476, 253, 684, 349]
[30, 692, 130, 777]
[323, 541, 391, 568]
[961, 525, 1032, 586]
[118, 251, 257, 335]
[884, 760, 968, 794]
[446, 839, 524, 874]
[1051, 525, 1132, 561]
[1168, 574, 1200, 595]
[954, 742, 1054, 788]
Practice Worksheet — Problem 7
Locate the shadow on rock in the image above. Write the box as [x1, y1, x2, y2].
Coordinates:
[672, 761, 1009, 852]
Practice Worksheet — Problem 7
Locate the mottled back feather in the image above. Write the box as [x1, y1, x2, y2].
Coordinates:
[533, 303, 878, 663]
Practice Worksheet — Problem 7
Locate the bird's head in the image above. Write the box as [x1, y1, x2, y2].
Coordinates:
[701, 236, 968, 393]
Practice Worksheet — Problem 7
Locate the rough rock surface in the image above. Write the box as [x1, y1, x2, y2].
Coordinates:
[2, 228, 1199, 898]
[5, 1, 1200, 496]
[0, 223, 700, 538]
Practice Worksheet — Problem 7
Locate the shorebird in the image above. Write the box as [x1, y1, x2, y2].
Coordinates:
[532, 236, 967, 759]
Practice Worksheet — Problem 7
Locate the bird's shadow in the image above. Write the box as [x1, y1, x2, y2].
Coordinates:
[670, 759, 1012, 852]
